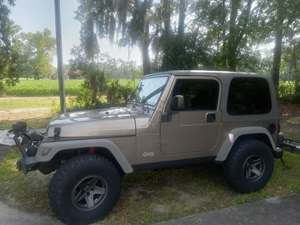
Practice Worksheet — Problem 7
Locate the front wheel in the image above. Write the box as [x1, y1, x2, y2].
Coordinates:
[223, 139, 274, 193]
[49, 155, 121, 225]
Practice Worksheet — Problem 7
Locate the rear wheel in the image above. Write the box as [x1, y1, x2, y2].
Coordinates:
[223, 139, 274, 193]
[49, 155, 121, 225]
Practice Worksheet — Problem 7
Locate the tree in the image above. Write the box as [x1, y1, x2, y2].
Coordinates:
[76, 0, 159, 75]
[268, 0, 300, 89]
[161, 33, 213, 70]
[22, 29, 56, 79]
[76, 0, 203, 74]
[0, 0, 18, 94]
[161, 0, 172, 37]
[128, 0, 154, 74]
[192, 0, 259, 71]
[226, 0, 254, 70]
[157, 0, 195, 70]
[178, 0, 186, 36]
[73, 0, 300, 97]
[73, 1, 106, 105]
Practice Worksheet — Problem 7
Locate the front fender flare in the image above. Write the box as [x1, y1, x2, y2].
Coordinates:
[36, 139, 133, 174]
[215, 127, 276, 162]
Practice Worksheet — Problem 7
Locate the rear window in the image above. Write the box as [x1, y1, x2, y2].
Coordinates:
[227, 77, 272, 115]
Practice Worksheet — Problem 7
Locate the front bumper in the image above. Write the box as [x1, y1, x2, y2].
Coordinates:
[16, 157, 39, 174]
[9, 122, 45, 173]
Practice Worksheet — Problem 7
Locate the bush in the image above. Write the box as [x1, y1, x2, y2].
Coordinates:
[278, 81, 295, 98]
[160, 33, 213, 71]
[70, 81, 136, 110]
[71, 63, 135, 109]
[106, 80, 135, 105]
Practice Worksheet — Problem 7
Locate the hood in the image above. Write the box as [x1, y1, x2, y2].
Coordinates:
[47, 107, 136, 138]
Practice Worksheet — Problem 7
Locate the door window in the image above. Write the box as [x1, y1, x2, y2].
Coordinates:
[172, 79, 219, 111]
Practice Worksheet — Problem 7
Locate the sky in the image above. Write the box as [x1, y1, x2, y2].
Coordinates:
[10, 0, 141, 66]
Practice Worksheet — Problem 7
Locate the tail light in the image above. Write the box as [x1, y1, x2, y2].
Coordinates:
[267, 123, 276, 134]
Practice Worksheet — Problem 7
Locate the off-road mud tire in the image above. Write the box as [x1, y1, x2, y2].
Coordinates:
[223, 139, 274, 193]
[49, 155, 121, 225]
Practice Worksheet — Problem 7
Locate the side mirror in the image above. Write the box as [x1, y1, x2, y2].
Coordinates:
[171, 95, 185, 110]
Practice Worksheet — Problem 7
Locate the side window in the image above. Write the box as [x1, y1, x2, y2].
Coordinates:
[227, 77, 272, 115]
[172, 79, 219, 111]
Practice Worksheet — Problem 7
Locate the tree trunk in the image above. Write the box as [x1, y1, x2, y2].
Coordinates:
[285, 32, 294, 80]
[272, 29, 283, 89]
[272, 1, 284, 90]
[227, 0, 239, 71]
[217, 0, 226, 53]
[227, 49, 238, 71]
[227, 0, 252, 71]
[140, 0, 152, 75]
[162, 0, 171, 36]
[295, 67, 300, 97]
[142, 41, 151, 75]
[292, 43, 300, 95]
[178, 0, 186, 36]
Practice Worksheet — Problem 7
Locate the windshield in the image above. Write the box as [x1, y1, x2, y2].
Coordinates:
[131, 76, 169, 107]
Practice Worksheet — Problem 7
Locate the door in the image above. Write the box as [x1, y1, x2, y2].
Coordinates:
[161, 77, 222, 157]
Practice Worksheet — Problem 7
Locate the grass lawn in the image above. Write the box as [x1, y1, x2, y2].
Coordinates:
[0, 150, 299, 225]
[0, 110, 299, 224]
[0, 97, 60, 110]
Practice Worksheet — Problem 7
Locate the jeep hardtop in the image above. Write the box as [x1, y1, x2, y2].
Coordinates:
[9, 70, 299, 224]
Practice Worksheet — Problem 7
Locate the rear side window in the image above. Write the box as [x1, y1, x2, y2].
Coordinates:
[172, 79, 219, 110]
[227, 77, 272, 115]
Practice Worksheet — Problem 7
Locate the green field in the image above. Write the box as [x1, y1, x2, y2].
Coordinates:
[3, 80, 83, 96]
[3, 79, 137, 97]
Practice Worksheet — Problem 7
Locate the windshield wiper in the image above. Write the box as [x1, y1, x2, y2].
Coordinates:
[127, 100, 144, 110]
[142, 102, 155, 111]
[141, 85, 165, 104]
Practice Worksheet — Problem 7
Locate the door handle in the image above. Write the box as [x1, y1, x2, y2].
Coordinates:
[206, 112, 216, 123]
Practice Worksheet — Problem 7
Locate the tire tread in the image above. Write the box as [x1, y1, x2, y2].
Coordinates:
[49, 155, 120, 225]
[224, 139, 274, 193]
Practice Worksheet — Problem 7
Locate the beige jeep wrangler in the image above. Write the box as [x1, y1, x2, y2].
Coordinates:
[11, 70, 286, 224]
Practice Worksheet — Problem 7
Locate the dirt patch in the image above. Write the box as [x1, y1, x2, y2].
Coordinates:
[151, 203, 170, 214]
[280, 104, 300, 118]
[0, 146, 9, 162]
[0, 108, 52, 121]
[0, 97, 59, 101]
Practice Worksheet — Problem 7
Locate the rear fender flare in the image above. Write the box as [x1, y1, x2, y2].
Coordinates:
[215, 127, 276, 162]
